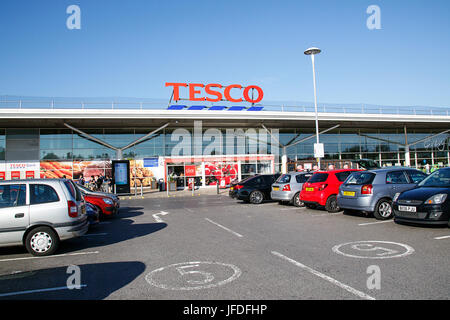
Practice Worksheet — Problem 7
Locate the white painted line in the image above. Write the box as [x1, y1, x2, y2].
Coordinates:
[185, 208, 194, 213]
[152, 211, 169, 223]
[0, 284, 87, 297]
[0, 251, 99, 263]
[81, 233, 108, 237]
[434, 235, 450, 240]
[280, 207, 300, 211]
[358, 220, 393, 226]
[271, 251, 376, 300]
[205, 218, 243, 238]
[312, 212, 342, 217]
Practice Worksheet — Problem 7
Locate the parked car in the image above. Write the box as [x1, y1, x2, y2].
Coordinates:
[299, 169, 361, 212]
[76, 183, 120, 203]
[82, 193, 119, 218]
[85, 202, 100, 226]
[338, 167, 427, 220]
[71, 181, 119, 218]
[0, 179, 88, 256]
[229, 173, 281, 204]
[393, 167, 450, 227]
[271, 172, 313, 207]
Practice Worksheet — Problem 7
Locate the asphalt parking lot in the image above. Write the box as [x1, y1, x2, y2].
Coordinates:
[0, 191, 449, 300]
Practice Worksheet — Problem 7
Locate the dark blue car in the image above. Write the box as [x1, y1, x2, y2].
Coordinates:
[393, 167, 450, 227]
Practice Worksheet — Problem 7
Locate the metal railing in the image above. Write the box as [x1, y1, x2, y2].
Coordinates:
[0, 99, 449, 116]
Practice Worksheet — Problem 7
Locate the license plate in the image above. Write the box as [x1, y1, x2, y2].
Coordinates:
[398, 205, 416, 213]
[305, 187, 314, 192]
[273, 187, 279, 191]
[343, 191, 356, 197]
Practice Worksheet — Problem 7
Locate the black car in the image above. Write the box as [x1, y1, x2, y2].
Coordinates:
[229, 173, 281, 204]
[393, 167, 450, 226]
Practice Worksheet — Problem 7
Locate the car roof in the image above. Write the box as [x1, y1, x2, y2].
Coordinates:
[314, 169, 361, 174]
[0, 178, 65, 184]
[367, 167, 421, 173]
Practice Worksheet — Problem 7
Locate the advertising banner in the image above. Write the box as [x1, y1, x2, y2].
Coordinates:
[40, 161, 73, 179]
[7, 161, 40, 180]
[130, 159, 163, 188]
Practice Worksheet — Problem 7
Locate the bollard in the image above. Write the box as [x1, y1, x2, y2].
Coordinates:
[141, 183, 143, 197]
[216, 181, 219, 194]
[135, 181, 137, 197]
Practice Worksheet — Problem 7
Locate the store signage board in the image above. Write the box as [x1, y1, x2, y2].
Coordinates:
[144, 158, 159, 167]
[165, 83, 263, 103]
[314, 143, 325, 158]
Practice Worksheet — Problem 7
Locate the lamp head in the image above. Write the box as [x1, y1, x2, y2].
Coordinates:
[304, 47, 321, 55]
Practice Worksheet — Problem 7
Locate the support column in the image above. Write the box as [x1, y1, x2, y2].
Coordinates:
[116, 149, 123, 160]
[404, 125, 410, 167]
[281, 147, 287, 174]
[405, 145, 411, 167]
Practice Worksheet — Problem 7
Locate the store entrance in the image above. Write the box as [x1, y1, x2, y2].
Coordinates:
[167, 165, 185, 189]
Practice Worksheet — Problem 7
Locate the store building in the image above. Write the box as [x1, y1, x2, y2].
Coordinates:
[0, 99, 449, 189]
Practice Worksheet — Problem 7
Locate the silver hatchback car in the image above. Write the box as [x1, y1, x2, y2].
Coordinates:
[271, 172, 313, 207]
[337, 168, 427, 220]
[0, 179, 88, 256]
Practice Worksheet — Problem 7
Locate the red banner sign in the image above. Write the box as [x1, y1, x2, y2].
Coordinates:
[166, 83, 264, 103]
[185, 165, 197, 177]
[26, 171, 35, 179]
[0, 172, 5, 180]
[11, 171, 21, 180]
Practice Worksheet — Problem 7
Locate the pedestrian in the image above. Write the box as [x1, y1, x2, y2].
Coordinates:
[96, 175, 103, 191]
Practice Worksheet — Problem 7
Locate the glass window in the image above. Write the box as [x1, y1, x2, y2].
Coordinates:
[386, 171, 408, 184]
[30, 184, 60, 205]
[0, 184, 26, 208]
[296, 174, 313, 183]
[335, 171, 354, 182]
[345, 172, 376, 185]
[309, 173, 329, 183]
[406, 170, 428, 184]
[276, 174, 291, 183]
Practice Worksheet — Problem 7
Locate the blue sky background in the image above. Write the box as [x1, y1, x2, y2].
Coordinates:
[0, 0, 449, 107]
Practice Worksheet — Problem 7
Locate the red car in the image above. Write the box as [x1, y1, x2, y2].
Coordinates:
[83, 193, 119, 218]
[299, 169, 362, 212]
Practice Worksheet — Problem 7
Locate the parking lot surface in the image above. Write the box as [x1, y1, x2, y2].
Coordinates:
[0, 191, 448, 300]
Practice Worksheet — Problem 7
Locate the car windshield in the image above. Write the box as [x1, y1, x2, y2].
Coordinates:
[418, 169, 450, 188]
[276, 174, 291, 183]
[308, 173, 329, 183]
[345, 172, 376, 185]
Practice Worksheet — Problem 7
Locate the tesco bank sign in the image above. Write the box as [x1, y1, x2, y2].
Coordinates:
[165, 83, 264, 104]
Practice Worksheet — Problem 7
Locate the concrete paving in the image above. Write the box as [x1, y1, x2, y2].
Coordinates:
[0, 192, 448, 300]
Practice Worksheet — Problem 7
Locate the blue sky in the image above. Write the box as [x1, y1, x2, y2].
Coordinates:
[0, 0, 449, 107]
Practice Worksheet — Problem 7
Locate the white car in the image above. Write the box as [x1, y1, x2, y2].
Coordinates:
[0, 179, 88, 256]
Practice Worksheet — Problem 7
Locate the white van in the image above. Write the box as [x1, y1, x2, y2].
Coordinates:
[0, 179, 88, 256]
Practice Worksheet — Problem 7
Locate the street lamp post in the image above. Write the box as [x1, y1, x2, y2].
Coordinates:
[304, 47, 322, 170]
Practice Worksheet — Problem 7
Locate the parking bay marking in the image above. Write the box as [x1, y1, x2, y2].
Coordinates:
[152, 211, 169, 223]
[0, 251, 99, 263]
[0, 284, 87, 297]
[204, 218, 243, 238]
[358, 220, 393, 226]
[434, 235, 450, 240]
[271, 251, 376, 300]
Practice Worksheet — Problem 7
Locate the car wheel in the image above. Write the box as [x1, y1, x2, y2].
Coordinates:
[25, 226, 59, 256]
[325, 195, 340, 213]
[249, 191, 264, 204]
[293, 192, 304, 207]
[374, 198, 393, 220]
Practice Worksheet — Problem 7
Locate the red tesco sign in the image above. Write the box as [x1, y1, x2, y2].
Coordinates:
[166, 83, 264, 103]
[185, 165, 197, 177]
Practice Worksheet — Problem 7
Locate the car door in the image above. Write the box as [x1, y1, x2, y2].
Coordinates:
[0, 183, 29, 245]
[385, 170, 411, 197]
[262, 175, 276, 196]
